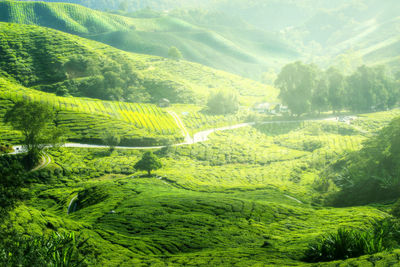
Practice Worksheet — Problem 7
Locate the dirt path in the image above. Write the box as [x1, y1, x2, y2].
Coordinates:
[31, 151, 51, 172]
[167, 110, 192, 143]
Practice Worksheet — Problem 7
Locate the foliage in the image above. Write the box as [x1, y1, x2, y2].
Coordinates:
[134, 151, 162, 176]
[0, 155, 27, 221]
[303, 218, 400, 262]
[391, 199, 400, 219]
[326, 67, 346, 114]
[101, 130, 121, 152]
[276, 62, 398, 115]
[4, 101, 63, 166]
[0, 21, 276, 105]
[275, 61, 318, 116]
[328, 116, 400, 206]
[2, 109, 396, 265]
[0, 231, 85, 266]
[0, 141, 13, 154]
[167, 46, 183, 61]
[0, 79, 182, 145]
[0, 1, 298, 80]
[206, 90, 239, 115]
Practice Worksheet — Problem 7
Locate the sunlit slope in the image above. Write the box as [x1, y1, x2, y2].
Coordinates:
[0, 0, 135, 34]
[0, 22, 277, 104]
[0, 77, 182, 145]
[0, 1, 298, 79]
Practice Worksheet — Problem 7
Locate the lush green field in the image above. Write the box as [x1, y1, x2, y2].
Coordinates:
[0, 22, 277, 105]
[0, 1, 298, 80]
[0, 77, 183, 145]
[4, 110, 400, 265]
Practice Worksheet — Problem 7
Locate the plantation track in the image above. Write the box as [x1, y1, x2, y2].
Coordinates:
[31, 152, 52, 172]
[12, 115, 357, 152]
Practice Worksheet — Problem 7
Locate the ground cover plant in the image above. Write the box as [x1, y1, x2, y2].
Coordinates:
[2, 2, 400, 265]
[0, 21, 276, 105]
[0, 1, 298, 80]
[2, 110, 399, 265]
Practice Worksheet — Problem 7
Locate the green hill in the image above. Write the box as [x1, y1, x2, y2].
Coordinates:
[0, 1, 299, 79]
[0, 22, 277, 105]
[4, 109, 400, 265]
[0, 77, 183, 145]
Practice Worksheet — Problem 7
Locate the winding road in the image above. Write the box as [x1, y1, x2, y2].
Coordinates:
[12, 115, 355, 152]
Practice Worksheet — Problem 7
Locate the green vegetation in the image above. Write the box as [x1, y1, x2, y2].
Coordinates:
[206, 89, 239, 115]
[1, 108, 399, 265]
[0, 1, 298, 80]
[327, 116, 400, 206]
[134, 151, 162, 176]
[304, 218, 400, 262]
[101, 130, 120, 152]
[167, 46, 183, 61]
[0, 155, 26, 220]
[0, 78, 182, 145]
[0, 21, 276, 104]
[4, 101, 63, 166]
[0, 232, 85, 266]
[276, 62, 398, 115]
[3, 1, 400, 266]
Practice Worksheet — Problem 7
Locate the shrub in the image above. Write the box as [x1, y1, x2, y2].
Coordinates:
[303, 219, 399, 263]
[206, 90, 239, 115]
[391, 199, 400, 218]
[0, 232, 86, 266]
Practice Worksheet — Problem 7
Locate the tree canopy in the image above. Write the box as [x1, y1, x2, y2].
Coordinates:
[167, 46, 183, 61]
[4, 101, 63, 166]
[101, 130, 121, 152]
[207, 90, 239, 115]
[134, 151, 162, 176]
[275, 61, 318, 116]
[276, 62, 399, 115]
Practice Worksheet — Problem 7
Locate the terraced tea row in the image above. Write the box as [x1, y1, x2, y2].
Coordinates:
[0, 78, 182, 145]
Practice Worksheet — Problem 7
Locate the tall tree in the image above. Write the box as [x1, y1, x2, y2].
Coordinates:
[4, 101, 63, 167]
[275, 61, 318, 116]
[311, 76, 328, 115]
[346, 65, 393, 112]
[326, 67, 346, 114]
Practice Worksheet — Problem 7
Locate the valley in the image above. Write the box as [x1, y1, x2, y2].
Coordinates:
[1, 1, 400, 266]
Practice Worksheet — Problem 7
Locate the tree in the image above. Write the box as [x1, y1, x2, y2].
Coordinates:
[275, 61, 319, 116]
[346, 65, 393, 112]
[4, 101, 63, 167]
[134, 151, 162, 176]
[168, 46, 183, 61]
[101, 130, 120, 152]
[207, 90, 239, 115]
[311, 76, 328, 115]
[326, 67, 346, 114]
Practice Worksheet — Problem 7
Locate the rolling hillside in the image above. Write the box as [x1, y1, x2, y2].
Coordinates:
[0, 77, 183, 145]
[0, 22, 278, 146]
[0, 22, 278, 105]
[1, 1, 299, 79]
